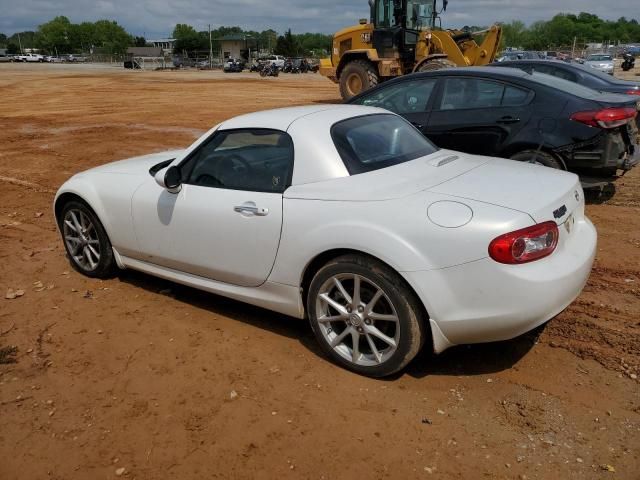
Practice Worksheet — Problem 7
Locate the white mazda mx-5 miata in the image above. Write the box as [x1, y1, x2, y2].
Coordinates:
[55, 105, 597, 377]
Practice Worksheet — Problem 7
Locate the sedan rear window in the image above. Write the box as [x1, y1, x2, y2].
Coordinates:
[331, 114, 438, 175]
[528, 71, 603, 100]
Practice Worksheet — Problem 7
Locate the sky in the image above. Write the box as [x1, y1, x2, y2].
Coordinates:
[0, 0, 637, 38]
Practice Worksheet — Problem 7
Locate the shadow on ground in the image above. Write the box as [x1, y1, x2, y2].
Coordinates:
[584, 182, 616, 204]
[117, 269, 542, 380]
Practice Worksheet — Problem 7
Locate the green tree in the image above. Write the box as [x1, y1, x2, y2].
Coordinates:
[274, 29, 301, 57]
[6, 43, 19, 54]
[134, 36, 148, 47]
[0, 33, 7, 47]
[173, 24, 207, 53]
[37, 16, 74, 53]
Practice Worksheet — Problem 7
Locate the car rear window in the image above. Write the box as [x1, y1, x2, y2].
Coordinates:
[528, 71, 603, 100]
[587, 55, 612, 61]
[331, 114, 438, 175]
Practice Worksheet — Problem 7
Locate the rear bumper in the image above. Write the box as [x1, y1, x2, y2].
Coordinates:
[402, 217, 597, 352]
[560, 127, 639, 175]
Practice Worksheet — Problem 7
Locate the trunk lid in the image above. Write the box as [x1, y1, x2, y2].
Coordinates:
[428, 157, 583, 225]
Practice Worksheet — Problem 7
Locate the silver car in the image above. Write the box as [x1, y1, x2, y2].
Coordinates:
[584, 54, 614, 75]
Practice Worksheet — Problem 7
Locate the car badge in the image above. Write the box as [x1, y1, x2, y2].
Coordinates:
[553, 205, 567, 219]
[574, 190, 580, 202]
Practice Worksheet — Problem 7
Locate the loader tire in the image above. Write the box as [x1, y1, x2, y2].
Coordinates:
[417, 58, 457, 72]
[339, 60, 379, 100]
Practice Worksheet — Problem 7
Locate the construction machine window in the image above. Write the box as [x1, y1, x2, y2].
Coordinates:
[351, 79, 437, 113]
[376, 0, 396, 28]
[406, 0, 435, 30]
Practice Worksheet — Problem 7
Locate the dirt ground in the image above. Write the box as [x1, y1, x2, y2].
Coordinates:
[0, 63, 638, 480]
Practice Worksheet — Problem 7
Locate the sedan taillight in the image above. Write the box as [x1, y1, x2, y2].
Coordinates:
[489, 222, 559, 264]
[570, 107, 637, 129]
[625, 90, 640, 96]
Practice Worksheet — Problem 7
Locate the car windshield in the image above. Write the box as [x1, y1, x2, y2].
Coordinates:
[587, 55, 612, 61]
[528, 71, 603, 99]
[331, 114, 438, 175]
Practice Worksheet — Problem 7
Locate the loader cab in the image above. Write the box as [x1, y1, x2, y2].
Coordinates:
[370, 0, 439, 62]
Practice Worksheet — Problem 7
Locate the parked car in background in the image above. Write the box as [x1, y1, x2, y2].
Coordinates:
[497, 51, 544, 62]
[584, 54, 615, 75]
[265, 55, 285, 68]
[491, 59, 640, 99]
[223, 58, 244, 72]
[349, 67, 639, 183]
[172, 56, 197, 68]
[66, 54, 87, 63]
[54, 105, 597, 377]
[45, 56, 64, 63]
[0, 52, 11, 62]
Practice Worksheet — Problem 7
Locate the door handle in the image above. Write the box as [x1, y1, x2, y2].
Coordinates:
[234, 202, 269, 216]
[496, 116, 521, 124]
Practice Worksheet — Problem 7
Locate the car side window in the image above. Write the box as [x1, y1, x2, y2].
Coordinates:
[439, 78, 530, 110]
[531, 65, 577, 82]
[180, 129, 294, 193]
[502, 85, 531, 106]
[352, 79, 437, 114]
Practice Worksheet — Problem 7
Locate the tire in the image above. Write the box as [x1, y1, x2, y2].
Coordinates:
[339, 60, 379, 100]
[307, 254, 426, 377]
[416, 58, 457, 72]
[58, 200, 117, 278]
[510, 150, 563, 169]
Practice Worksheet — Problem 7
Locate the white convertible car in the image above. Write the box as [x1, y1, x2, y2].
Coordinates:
[55, 105, 597, 377]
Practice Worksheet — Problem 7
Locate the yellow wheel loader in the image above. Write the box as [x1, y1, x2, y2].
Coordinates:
[320, 0, 502, 100]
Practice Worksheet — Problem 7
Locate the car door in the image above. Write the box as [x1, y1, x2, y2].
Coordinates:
[131, 128, 294, 287]
[350, 78, 438, 132]
[426, 76, 533, 156]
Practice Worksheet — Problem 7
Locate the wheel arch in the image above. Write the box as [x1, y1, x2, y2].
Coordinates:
[54, 185, 114, 242]
[336, 51, 378, 79]
[299, 248, 433, 349]
[502, 144, 568, 170]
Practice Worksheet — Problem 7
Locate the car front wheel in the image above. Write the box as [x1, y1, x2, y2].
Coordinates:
[59, 200, 117, 278]
[307, 255, 426, 377]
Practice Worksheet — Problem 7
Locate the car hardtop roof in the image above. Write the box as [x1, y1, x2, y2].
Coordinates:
[218, 104, 388, 132]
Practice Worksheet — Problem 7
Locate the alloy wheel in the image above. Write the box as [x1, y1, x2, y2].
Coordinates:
[315, 273, 400, 366]
[63, 208, 101, 272]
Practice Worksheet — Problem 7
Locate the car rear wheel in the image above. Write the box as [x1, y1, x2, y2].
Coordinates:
[307, 255, 426, 377]
[59, 200, 116, 278]
[510, 150, 563, 169]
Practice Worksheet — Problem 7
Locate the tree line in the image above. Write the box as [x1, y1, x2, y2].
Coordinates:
[499, 13, 640, 50]
[170, 24, 331, 57]
[3, 12, 639, 57]
[0, 16, 332, 57]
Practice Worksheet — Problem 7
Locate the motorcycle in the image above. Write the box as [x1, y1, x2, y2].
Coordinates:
[260, 63, 280, 77]
[622, 53, 636, 72]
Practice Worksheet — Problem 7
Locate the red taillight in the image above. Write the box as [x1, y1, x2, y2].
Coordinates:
[489, 221, 559, 264]
[625, 90, 640, 96]
[570, 107, 637, 129]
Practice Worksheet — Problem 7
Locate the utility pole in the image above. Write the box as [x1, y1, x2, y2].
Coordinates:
[208, 24, 213, 69]
[17, 32, 23, 54]
[571, 36, 577, 60]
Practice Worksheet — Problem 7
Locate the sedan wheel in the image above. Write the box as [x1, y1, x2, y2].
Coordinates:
[59, 200, 116, 278]
[308, 255, 426, 377]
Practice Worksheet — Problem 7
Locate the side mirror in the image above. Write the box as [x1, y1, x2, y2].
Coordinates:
[155, 165, 182, 194]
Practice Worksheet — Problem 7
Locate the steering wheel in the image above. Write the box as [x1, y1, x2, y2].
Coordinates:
[194, 154, 252, 187]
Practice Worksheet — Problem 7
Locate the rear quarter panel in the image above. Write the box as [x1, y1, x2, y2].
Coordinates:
[269, 192, 534, 287]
